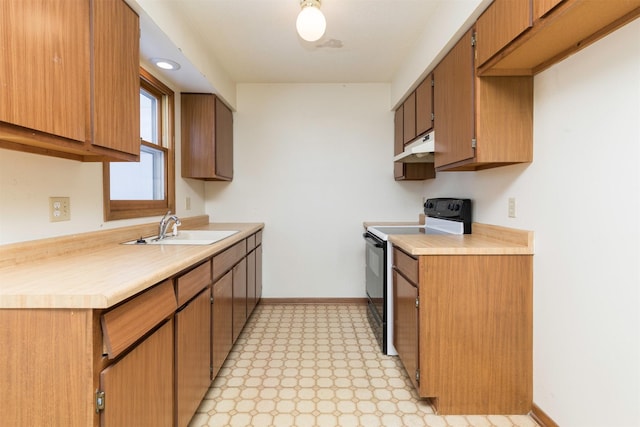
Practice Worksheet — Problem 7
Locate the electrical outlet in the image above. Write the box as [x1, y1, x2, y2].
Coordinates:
[186, 196, 191, 211]
[49, 197, 70, 222]
[508, 197, 516, 218]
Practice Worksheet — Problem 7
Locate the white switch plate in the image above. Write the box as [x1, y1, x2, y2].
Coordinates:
[50, 197, 70, 222]
[508, 197, 516, 218]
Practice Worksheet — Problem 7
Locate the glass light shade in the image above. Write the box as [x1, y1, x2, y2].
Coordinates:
[296, 5, 326, 42]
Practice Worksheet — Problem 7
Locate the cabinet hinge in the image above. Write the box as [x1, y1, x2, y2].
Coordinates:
[415, 297, 419, 308]
[210, 295, 214, 304]
[431, 78, 434, 87]
[415, 369, 420, 383]
[95, 390, 105, 413]
[431, 112, 435, 121]
[471, 138, 477, 149]
[471, 32, 477, 47]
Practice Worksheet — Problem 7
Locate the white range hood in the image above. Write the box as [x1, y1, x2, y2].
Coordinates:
[393, 131, 435, 163]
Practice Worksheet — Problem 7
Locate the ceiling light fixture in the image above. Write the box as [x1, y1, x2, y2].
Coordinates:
[296, 0, 326, 42]
[151, 58, 181, 71]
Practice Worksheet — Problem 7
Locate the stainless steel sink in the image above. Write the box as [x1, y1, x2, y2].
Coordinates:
[123, 230, 239, 246]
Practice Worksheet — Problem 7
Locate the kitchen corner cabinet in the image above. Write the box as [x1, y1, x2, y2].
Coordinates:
[393, 247, 533, 415]
[0, 0, 140, 162]
[476, 0, 640, 75]
[433, 29, 533, 171]
[394, 105, 435, 181]
[181, 93, 234, 181]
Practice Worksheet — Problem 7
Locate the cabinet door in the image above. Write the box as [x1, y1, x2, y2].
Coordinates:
[100, 320, 173, 427]
[91, 0, 140, 156]
[256, 245, 263, 302]
[475, 0, 533, 67]
[175, 289, 211, 427]
[393, 270, 419, 391]
[415, 76, 433, 136]
[212, 271, 233, 379]
[181, 94, 233, 181]
[0, 0, 89, 142]
[402, 92, 416, 144]
[247, 249, 257, 315]
[433, 29, 475, 169]
[232, 257, 247, 342]
[393, 107, 405, 180]
[534, 0, 564, 19]
[215, 97, 234, 179]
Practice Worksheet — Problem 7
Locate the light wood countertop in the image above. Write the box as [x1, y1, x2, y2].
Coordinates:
[366, 222, 534, 256]
[0, 221, 263, 309]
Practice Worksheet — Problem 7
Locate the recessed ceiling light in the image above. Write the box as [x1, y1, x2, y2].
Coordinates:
[151, 58, 181, 71]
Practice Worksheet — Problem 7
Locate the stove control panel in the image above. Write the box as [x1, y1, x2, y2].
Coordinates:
[424, 198, 472, 231]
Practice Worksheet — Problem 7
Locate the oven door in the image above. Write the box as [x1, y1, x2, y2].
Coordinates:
[364, 232, 385, 323]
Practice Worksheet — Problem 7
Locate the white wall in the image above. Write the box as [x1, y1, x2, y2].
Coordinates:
[0, 74, 207, 245]
[205, 83, 424, 298]
[421, 20, 640, 426]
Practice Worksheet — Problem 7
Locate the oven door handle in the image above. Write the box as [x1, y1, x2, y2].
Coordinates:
[363, 233, 384, 248]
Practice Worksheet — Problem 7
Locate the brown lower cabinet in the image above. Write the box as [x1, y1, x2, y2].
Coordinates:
[175, 289, 212, 427]
[393, 247, 533, 415]
[212, 270, 233, 379]
[100, 320, 174, 427]
[0, 229, 263, 427]
[232, 257, 248, 342]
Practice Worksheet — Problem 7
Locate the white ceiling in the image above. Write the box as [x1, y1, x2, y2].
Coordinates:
[134, 0, 484, 92]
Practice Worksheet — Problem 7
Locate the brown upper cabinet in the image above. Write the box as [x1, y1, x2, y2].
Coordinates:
[181, 94, 234, 181]
[476, 0, 640, 75]
[0, 0, 140, 162]
[433, 29, 533, 171]
[402, 92, 417, 144]
[394, 105, 436, 181]
[415, 76, 434, 136]
[475, 0, 533, 68]
[534, 0, 564, 19]
[393, 74, 436, 181]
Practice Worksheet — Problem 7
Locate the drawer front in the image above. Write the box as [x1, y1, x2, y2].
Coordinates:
[255, 230, 263, 246]
[394, 247, 419, 284]
[246, 234, 256, 251]
[212, 240, 247, 281]
[176, 260, 212, 307]
[101, 280, 177, 359]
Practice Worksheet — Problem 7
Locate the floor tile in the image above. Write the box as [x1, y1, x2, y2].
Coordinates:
[189, 304, 539, 427]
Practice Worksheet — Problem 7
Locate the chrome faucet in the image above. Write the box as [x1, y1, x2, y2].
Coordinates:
[158, 211, 181, 240]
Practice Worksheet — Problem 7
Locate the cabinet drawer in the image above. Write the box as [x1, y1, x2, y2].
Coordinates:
[394, 247, 418, 284]
[255, 230, 263, 246]
[101, 280, 177, 359]
[212, 240, 247, 281]
[247, 234, 256, 251]
[176, 260, 212, 307]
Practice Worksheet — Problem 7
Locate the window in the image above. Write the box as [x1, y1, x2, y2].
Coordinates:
[103, 68, 175, 220]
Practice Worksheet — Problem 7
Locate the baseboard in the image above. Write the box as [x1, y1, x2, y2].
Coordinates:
[260, 297, 367, 305]
[530, 403, 559, 427]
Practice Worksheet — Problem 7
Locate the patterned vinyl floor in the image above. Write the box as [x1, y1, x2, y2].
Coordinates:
[188, 303, 539, 427]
